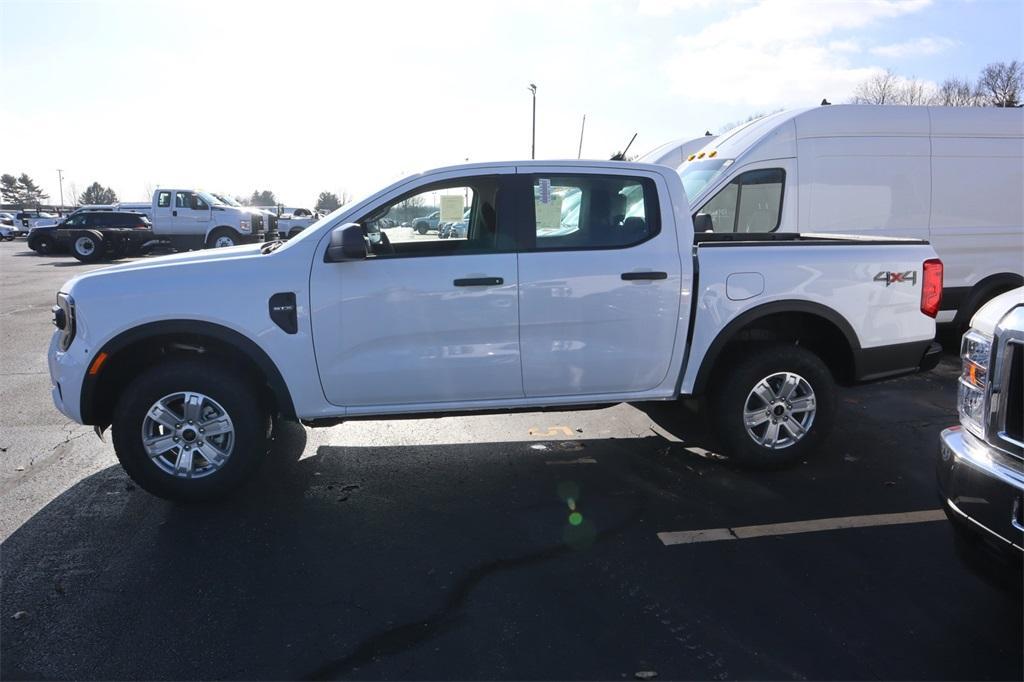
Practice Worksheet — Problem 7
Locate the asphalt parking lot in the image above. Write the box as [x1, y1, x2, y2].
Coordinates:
[1, 240, 1021, 681]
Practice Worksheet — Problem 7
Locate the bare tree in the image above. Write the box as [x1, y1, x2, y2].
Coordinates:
[897, 77, 932, 105]
[936, 77, 979, 106]
[977, 60, 1023, 107]
[851, 69, 903, 104]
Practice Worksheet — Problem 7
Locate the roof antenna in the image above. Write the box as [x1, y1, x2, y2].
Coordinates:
[577, 114, 586, 159]
[821, 98, 831, 105]
[610, 132, 637, 160]
[704, 130, 713, 136]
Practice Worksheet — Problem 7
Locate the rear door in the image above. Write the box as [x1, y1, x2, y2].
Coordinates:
[514, 168, 685, 398]
[153, 191, 174, 233]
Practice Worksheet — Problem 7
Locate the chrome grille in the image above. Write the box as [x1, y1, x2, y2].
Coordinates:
[988, 305, 1024, 460]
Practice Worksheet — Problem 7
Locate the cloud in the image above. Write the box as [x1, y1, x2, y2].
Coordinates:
[664, 0, 934, 108]
[870, 36, 959, 57]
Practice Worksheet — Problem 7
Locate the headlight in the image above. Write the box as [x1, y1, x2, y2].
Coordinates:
[239, 219, 251, 234]
[52, 292, 76, 351]
[958, 329, 991, 438]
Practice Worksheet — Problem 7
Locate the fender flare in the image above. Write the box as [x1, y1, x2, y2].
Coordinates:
[80, 319, 296, 424]
[689, 300, 863, 395]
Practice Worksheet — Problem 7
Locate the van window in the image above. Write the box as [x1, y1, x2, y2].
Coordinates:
[524, 174, 658, 250]
[157, 191, 172, 208]
[175, 192, 192, 209]
[696, 168, 784, 233]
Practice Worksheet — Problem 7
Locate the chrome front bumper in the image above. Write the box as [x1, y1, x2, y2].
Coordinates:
[938, 426, 1024, 552]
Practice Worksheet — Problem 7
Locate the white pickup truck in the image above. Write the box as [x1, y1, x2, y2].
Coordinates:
[149, 188, 273, 249]
[47, 160, 944, 501]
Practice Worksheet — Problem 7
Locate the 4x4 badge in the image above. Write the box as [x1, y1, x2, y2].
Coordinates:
[874, 270, 917, 286]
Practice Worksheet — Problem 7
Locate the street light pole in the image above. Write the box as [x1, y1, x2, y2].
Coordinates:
[57, 169, 64, 211]
[528, 83, 537, 159]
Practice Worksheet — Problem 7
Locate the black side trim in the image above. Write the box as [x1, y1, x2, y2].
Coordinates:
[690, 300, 863, 394]
[80, 320, 296, 424]
[856, 339, 936, 382]
[695, 233, 930, 246]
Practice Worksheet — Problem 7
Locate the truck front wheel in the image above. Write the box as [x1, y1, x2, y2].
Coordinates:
[708, 343, 836, 469]
[71, 230, 107, 263]
[206, 228, 241, 249]
[111, 358, 268, 501]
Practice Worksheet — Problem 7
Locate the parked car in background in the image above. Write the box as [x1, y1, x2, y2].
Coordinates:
[16, 210, 59, 230]
[939, 287, 1024, 561]
[50, 211, 154, 262]
[0, 212, 27, 237]
[675, 105, 1024, 330]
[26, 222, 64, 254]
[412, 210, 440, 234]
[47, 159, 943, 501]
[439, 208, 471, 239]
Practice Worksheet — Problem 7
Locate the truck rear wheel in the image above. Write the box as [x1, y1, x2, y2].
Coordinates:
[71, 230, 106, 263]
[111, 358, 268, 501]
[708, 343, 835, 469]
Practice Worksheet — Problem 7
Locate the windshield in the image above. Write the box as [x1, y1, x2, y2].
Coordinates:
[212, 193, 241, 207]
[679, 158, 733, 202]
[197, 191, 223, 206]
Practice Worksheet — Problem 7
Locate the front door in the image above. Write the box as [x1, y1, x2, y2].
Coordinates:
[153, 190, 174, 233]
[310, 172, 523, 409]
[515, 169, 684, 397]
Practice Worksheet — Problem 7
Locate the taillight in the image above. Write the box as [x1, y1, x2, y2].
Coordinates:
[921, 258, 943, 318]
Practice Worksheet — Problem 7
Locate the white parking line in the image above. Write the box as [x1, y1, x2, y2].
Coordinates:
[657, 509, 947, 546]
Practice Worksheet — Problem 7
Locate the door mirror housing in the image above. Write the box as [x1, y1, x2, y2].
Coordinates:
[693, 213, 714, 233]
[325, 223, 368, 262]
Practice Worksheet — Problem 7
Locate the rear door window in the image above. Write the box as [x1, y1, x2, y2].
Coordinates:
[522, 174, 659, 250]
[157, 191, 172, 208]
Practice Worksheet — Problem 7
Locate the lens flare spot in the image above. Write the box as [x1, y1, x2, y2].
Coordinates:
[569, 511, 583, 526]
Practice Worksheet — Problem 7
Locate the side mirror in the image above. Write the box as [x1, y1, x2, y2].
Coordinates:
[693, 213, 714, 232]
[325, 223, 368, 262]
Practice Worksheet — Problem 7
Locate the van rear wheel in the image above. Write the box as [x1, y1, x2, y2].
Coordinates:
[709, 343, 836, 469]
[111, 358, 268, 501]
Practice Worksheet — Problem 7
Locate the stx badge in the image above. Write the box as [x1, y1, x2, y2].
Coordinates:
[874, 270, 918, 286]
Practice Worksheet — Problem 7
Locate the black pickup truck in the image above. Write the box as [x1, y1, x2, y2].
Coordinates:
[31, 211, 154, 262]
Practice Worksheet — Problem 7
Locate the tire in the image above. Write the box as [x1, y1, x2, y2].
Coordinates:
[30, 234, 56, 254]
[71, 230, 106, 263]
[111, 358, 268, 501]
[108, 239, 129, 260]
[415, 222, 428, 235]
[708, 342, 836, 469]
[206, 227, 241, 249]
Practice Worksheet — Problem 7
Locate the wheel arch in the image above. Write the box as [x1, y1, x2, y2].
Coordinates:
[80, 320, 296, 428]
[690, 300, 862, 395]
[952, 272, 1024, 328]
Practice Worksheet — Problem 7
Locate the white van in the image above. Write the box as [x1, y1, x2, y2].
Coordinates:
[672, 105, 1023, 327]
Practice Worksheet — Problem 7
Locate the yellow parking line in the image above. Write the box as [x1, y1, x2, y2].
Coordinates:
[657, 509, 947, 546]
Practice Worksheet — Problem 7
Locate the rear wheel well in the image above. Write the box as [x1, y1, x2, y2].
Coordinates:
[87, 332, 288, 429]
[699, 311, 856, 393]
[953, 273, 1024, 329]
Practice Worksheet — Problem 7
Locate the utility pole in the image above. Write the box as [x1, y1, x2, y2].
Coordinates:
[528, 83, 537, 159]
[56, 169, 64, 211]
[577, 114, 586, 159]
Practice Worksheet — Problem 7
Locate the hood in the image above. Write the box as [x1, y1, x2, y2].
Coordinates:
[969, 287, 1024, 337]
[61, 243, 263, 291]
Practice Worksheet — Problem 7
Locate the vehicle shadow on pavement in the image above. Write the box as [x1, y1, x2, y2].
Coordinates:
[3, 402, 1022, 681]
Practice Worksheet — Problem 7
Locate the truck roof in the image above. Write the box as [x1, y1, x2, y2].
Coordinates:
[704, 104, 1024, 166]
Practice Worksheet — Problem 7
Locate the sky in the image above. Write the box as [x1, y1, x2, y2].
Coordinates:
[1, 0, 1022, 207]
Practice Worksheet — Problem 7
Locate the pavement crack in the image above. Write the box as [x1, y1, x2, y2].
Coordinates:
[303, 505, 643, 680]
